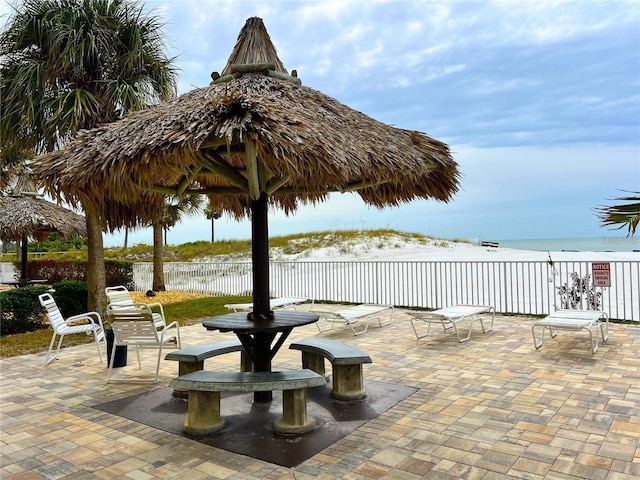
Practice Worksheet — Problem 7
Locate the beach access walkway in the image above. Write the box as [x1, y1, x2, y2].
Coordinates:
[1, 305, 639, 479]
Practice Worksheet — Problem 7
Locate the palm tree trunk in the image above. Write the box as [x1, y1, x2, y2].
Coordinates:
[152, 221, 165, 291]
[20, 236, 28, 279]
[86, 211, 107, 316]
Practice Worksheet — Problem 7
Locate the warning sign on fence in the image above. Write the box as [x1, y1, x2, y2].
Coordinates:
[592, 262, 611, 287]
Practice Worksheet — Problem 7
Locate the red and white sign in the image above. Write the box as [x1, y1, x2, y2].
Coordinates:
[592, 262, 611, 287]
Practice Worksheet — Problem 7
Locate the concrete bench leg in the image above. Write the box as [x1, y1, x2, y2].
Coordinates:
[173, 360, 205, 397]
[179, 359, 204, 376]
[332, 364, 365, 400]
[274, 388, 316, 435]
[301, 352, 327, 379]
[183, 390, 224, 435]
[240, 351, 253, 372]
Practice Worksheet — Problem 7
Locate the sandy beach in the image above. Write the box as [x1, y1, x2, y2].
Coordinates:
[267, 235, 639, 263]
[154, 235, 637, 320]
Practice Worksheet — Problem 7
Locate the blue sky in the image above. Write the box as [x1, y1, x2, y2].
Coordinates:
[7, 0, 639, 246]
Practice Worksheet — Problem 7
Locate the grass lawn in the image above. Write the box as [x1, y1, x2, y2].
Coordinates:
[0, 294, 252, 359]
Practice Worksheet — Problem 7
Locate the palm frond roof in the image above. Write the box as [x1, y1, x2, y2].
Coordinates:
[34, 17, 460, 223]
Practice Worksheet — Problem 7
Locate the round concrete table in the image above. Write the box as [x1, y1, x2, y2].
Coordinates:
[202, 310, 319, 402]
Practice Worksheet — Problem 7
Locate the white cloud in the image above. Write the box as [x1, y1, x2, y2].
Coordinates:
[5, 0, 637, 245]
[296, 0, 372, 25]
[487, 0, 639, 44]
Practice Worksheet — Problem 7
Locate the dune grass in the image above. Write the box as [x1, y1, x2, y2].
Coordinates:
[9, 228, 456, 263]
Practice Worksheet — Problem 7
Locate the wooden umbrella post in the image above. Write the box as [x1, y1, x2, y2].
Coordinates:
[251, 191, 274, 402]
[250, 165, 275, 401]
[250, 192, 271, 321]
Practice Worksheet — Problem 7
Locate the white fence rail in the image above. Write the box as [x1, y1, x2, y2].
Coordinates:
[133, 260, 640, 321]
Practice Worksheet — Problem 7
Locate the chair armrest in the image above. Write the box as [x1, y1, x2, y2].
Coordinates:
[159, 320, 181, 345]
[145, 302, 165, 317]
[107, 303, 154, 322]
[65, 311, 103, 328]
[310, 309, 339, 316]
[110, 302, 153, 312]
[160, 320, 180, 335]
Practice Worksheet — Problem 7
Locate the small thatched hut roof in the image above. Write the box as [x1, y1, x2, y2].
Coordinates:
[221, 17, 287, 75]
[0, 193, 86, 242]
[33, 17, 460, 224]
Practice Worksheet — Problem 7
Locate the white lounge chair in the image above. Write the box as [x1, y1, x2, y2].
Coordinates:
[224, 297, 308, 312]
[312, 304, 394, 336]
[409, 304, 495, 343]
[105, 285, 166, 329]
[106, 304, 181, 383]
[39, 293, 105, 365]
[531, 309, 609, 354]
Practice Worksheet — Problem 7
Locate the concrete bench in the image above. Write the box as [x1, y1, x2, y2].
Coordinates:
[289, 338, 372, 400]
[165, 340, 253, 396]
[169, 369, 326, 435]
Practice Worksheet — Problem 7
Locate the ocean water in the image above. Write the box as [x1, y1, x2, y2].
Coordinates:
[497, 236, 640, 253]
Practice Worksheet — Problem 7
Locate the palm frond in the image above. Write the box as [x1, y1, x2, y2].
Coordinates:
[593, 191, 640, 236]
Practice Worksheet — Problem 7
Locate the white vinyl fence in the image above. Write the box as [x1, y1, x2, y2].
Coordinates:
[0, 262, 15, 283]
[133, 260, 640, 321]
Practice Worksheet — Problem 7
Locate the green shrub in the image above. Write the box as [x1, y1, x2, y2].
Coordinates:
[0, 286, 50, 335]
[29, 234, 87, 252]
[105, 260, 134, 290]
[51, 280, 88, 317]
[15, 259, 134, 288]
[15, 258, 83, 283]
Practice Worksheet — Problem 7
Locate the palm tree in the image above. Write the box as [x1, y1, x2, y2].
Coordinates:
[0, 0, 177, 313]
[593, 191, 640, 237]
[0, 147, 33, 194]
[151, 193, 203, 291]
[204, 205, 223, 243]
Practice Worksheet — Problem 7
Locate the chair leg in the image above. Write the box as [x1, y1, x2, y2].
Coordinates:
[155, 346, 163, 383]
[135, 345, 141, 369]
[107, 340, 118, 383]
[411, 317, 435, 339]
[44, 332, 60, 365]
[532, 325, 545, 350]
[316, 316, 336, 333]
[452, 320, 473, 343]
[54, 335, 65, 360]
[93, 329, 104, 363]
[588, 327, 599, 354]
[599, 321, 609, 342]
[349, 317, 370, 336]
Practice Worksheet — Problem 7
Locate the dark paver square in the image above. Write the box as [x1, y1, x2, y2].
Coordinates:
[94, 380, 416, 468]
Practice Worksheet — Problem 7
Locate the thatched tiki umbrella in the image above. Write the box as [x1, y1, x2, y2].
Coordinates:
[34, 17, 460, 397]
[0, 192, 86, 281]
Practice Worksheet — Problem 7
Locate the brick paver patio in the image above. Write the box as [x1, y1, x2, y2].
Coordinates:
[1, 306, 638, 479]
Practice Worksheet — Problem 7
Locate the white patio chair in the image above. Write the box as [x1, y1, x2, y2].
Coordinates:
[105, 285, 166, 329]
[106, 303, 181, 383]
[38, 293, 105, 366]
